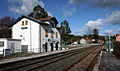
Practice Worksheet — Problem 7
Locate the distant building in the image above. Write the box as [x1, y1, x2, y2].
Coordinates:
[92, 39, 95, 42]
[116, 34, 120, 42]
[98, 40, 104, 43]
[72, 42, 78, 45]
[87, 39, 92, 43]
[80, 38, 86, 44]
[12, 16, 60, 53]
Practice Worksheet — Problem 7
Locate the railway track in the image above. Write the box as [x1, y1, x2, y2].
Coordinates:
[0, 45, 103, 71]
[65, 45, 103, 71]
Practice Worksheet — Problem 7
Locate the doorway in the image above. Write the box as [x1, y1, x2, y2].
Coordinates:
[55, 42, 58, 50]
[45, 42, 48, 52]
[51, 43, 54, 51]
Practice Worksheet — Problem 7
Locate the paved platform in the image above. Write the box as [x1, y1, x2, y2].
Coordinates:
[0, 46, 88, 65]
[99, 50, 120, 71]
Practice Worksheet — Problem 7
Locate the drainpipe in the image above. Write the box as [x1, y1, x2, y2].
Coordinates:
[39, 24, 41, 53]
[30, 21, 32, 52]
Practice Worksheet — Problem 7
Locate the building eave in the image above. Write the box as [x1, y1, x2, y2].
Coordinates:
[10, 16, 49, 27]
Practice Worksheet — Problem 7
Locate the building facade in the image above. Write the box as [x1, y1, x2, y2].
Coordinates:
[12, 16, 60, 53]
[116, 34, 120, 42]
[0, 38, 21, 56]
[80, 38, 87, 44]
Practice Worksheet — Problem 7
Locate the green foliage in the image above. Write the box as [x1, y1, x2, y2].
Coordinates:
[60, 20, 71, 43]
[60, 20, 71, 34]
[28, 5, 49, 19]
[99, 36, 105, 40]
[93, 29, 99, 43]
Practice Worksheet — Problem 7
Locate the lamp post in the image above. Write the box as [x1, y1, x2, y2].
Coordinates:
[109, 36, 111, 53]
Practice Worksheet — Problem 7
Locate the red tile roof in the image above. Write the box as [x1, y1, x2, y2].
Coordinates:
[39, 17, 54, 20]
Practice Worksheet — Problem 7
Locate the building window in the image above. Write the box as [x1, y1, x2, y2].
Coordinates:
[45, 29, 48, 37]
[51, 31, 53, 38]
[0, 42, 4, 47]
[22, 21, 24, 26]
[25, 21, 28, 25]
[56, 32, 58, 38]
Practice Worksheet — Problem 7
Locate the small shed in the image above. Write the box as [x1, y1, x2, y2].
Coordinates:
[0, 38, 21, 56]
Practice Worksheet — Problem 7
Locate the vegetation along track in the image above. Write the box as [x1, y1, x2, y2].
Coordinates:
[0, 45, 103, 71]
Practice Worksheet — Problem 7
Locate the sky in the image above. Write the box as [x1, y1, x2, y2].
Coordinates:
[0, 0, 120, 36]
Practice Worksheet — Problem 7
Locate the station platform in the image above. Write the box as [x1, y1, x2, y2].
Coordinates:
[0, 46, 88, 65]
[99, 49, 120, 71]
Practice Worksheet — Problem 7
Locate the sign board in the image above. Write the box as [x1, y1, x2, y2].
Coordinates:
[21, 27, 28, 29]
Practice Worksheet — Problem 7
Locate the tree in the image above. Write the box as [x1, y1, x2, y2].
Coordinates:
[28, 5, 49, 19]
[88, 34, 93, 39]
[93, 29, 99, 43]
[60, 20, 71, 42]
[0, 16, 14, 38]
[60, 20, 71, 34]
[0, 16, 14, 25]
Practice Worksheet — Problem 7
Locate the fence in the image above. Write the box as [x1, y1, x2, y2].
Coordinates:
[0, 49, 21, 57]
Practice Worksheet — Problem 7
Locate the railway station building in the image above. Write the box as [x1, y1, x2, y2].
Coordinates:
[11, 16, 60, 53]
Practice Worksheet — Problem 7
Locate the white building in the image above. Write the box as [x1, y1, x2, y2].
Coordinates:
[0, 38, 21, 56]
[80, 38, 87, 44]
[12, 16, 60, 53]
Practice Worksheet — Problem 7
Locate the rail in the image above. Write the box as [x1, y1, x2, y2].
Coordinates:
[0, 45, 103, 71]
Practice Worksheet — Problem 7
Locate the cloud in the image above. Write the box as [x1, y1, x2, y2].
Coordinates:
[118, 30, 120, 33]
[74, 19, 103, 35]
[62, 6, 76, 17]
[8, 0, 46, 15]
[69, 0, 86, 5]
[116, 29, 120, 34]
[74, 29, 85, 35]
[73, 9, 120, 35]
[47, 11, 53, 17]
[75, 10, 120, 35]
[84, 19, 103, 34]
[68, 0, 120, 9]
[104, 10, 120, 25]
[63, 0, 120, 17]
[104, 29, 113, 35]
[92, 0, 120, 9]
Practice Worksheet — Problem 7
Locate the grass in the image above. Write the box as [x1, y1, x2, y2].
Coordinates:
[0, 52, 40, 60]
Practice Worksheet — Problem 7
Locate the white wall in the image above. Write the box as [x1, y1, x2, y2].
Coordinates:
[7, 40, 21, 53]
[12, 18, 30, 45]
[12, 18, 31, 52]
[0, 39, 7, 54]
[12, 18, 40, 53]
[30, 21, 40, 53]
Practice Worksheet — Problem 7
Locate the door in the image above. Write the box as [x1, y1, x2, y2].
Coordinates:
[45, 42, 48, 52]
[10, 43, 15, 53]
[51, 43, 54, 51]
[21, 45, 28, 53]
[55, 43, 58, 50]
